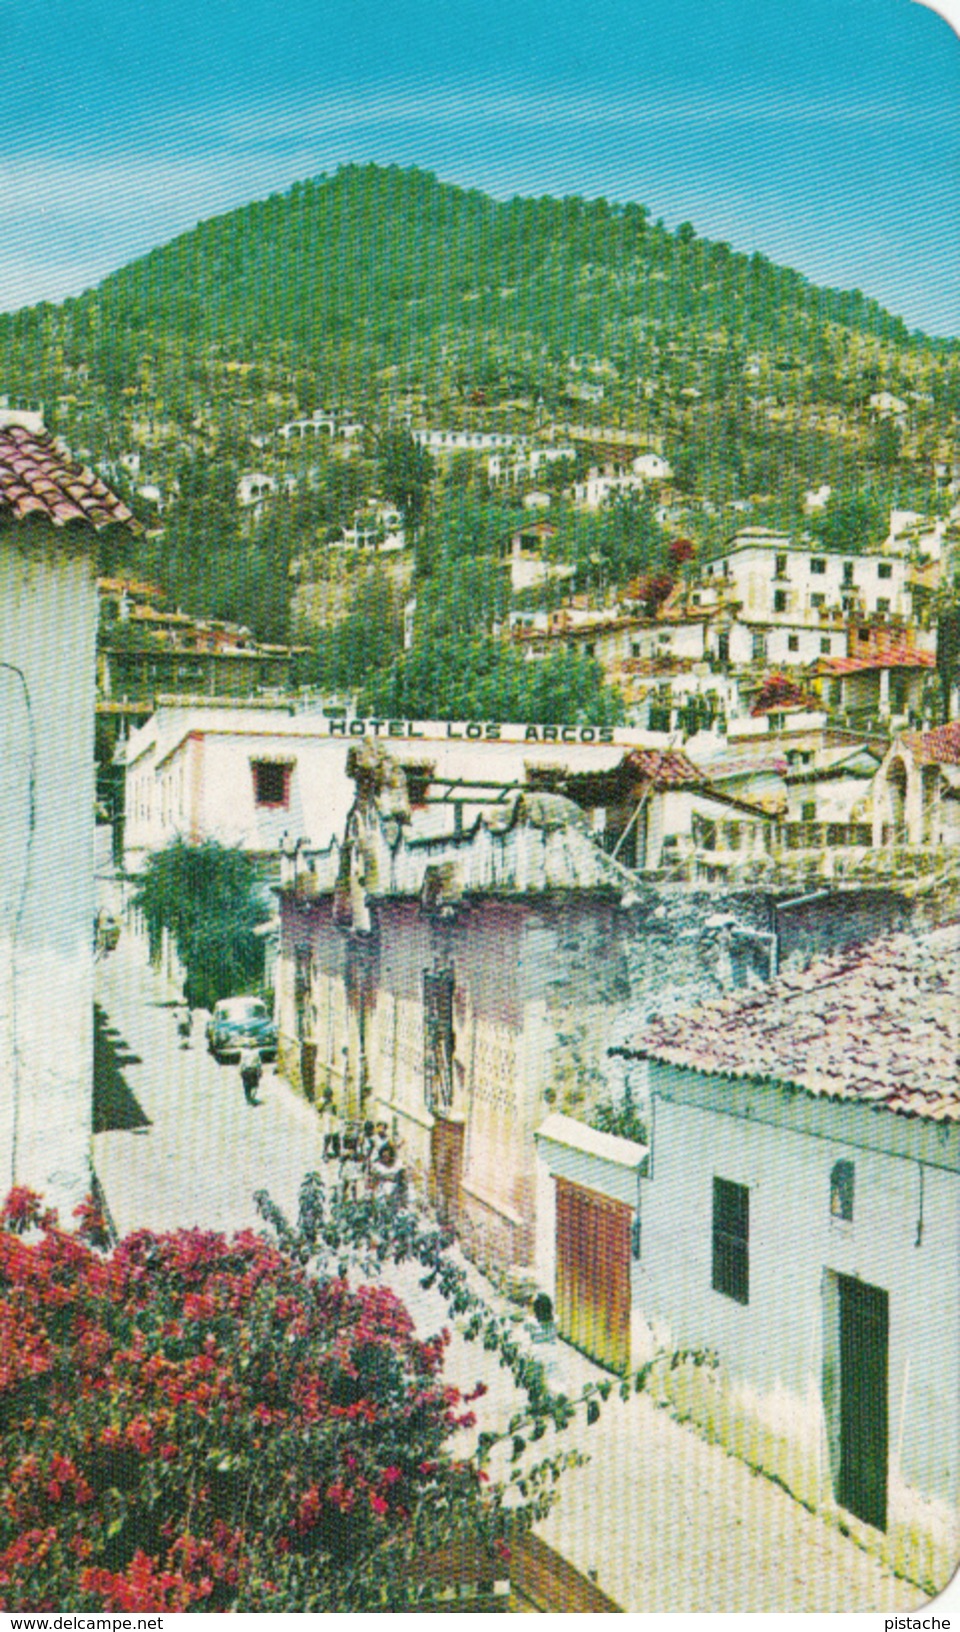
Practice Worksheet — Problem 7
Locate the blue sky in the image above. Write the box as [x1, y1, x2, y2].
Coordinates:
[1, 0, 958, 336]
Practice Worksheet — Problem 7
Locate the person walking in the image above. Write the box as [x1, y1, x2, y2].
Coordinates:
[239, 1044, 262, 1105]
[319, 1088, 340, 1159]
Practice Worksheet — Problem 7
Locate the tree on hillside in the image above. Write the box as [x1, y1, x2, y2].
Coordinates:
[315, 566, 406, 692]
[378, 429, 435, 535]
[133, 838, 269, 1010]
[361, 634, 624, 726]
[814, 488, 885, 554]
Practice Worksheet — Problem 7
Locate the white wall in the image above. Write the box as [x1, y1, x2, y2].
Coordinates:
[0, 537, 97, 1217]
[637, 1082, 960, 1552]
[725, 546, 911, 626]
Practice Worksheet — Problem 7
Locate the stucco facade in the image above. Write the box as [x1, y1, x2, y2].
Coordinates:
[634, 1068, 960, 1591]
[275, 750, 639, 1268]
[0, 424, 137, 1218]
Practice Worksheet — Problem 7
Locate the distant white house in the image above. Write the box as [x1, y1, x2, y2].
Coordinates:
[336, 501, 406, 552]
[275, 409, 364, 443]
[572, 469, 648, 509]
[631, 452, 672, 482]
[237, 471, 278, 509]
[412, 428, 528, 455]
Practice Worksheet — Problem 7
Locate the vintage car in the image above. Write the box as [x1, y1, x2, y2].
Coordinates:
[205, 996, 278, 1062]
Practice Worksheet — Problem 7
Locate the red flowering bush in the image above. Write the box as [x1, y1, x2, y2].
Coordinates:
[0, 1188, 526, 1612]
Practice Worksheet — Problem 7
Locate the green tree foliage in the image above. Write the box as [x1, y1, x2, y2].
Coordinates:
[377, 428, 435, 532]
[814, 488, 886, 554]
[361, 635, 624, 726]
[133, 838, 269, 1010]
[315, 566, 406, 691]
[589, 1096, 648, 1147]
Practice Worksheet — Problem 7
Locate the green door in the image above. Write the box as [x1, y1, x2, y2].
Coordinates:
[838, 1275, 889, 1531]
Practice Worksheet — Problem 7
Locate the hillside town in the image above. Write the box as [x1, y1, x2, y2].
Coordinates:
[2, 372, 959, 1609]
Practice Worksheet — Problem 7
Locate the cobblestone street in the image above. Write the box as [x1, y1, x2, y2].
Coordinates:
[93, 935, 934, 1615]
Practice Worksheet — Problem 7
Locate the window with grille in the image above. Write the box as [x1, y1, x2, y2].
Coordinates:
[423, 970, 455, 1111]
[252, 760, 292, 808]
[712, 1177, 749, 1304]
[831, 1160, 855, 1221]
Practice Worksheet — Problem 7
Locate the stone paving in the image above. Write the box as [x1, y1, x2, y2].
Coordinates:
[93, 935, 938, 1615]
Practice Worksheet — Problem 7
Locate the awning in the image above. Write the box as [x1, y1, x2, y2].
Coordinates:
[535, 1111, 647, 1206]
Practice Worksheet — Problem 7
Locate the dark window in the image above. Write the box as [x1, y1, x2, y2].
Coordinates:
[252, 761, 290, 807]
[712, 1177, 749, 1304]
[843, 562, 855, 585]
[811, 592, 826, 609]
[802, 800, 817, 821]
[831, 1160, 855, 1221]
[403, 762, 434, 807]
[858, 626, 870, 642]
[877, 599, 890, 614]
[878, 562, 892, 580]
[811, 558, 827, 574]
[820, 637, 832, 655]
[788, 634, 799, 653]
[423, 970, 455, 1111]
[774, 589, 788, 613]
[774, 553, 788, 578]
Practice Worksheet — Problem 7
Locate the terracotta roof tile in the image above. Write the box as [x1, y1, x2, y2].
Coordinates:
[623, 748, 703, 786]
[0, 424, 138, 534]
[817, 649, 935, 674]
[899, 722, 960, 767]
[625, 926, 960, 1123]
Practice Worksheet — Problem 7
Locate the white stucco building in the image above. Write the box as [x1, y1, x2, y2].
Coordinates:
[700, 530, 913, 627]
[123, 707, 675, 875]
[535, 927, 960, 1592]
[0, 420, 138, 1217]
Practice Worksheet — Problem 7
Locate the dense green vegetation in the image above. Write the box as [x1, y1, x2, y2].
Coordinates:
[133, 839, 270, 1010]
[2, 163, 957, 714]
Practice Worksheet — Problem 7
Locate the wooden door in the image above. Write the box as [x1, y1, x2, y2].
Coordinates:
[555, 1178, 631, 1374]
[838, 1275, 889, 1531]
[430, 1115, 465, 1230]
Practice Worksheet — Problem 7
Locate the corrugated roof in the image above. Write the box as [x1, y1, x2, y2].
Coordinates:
[0, 424, 138, 533]
[623, 926, 960, 1123]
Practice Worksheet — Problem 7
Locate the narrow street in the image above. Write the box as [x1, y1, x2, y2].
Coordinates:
[93, 935, 927, 1615]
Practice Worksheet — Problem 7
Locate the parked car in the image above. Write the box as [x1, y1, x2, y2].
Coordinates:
[205, 996, 278, 1062]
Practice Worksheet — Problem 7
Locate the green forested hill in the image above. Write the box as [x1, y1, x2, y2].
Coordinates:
[4, 165, 958, 724]
[2, 163, 957, 422]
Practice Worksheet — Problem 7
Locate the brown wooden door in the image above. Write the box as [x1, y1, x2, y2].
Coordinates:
[555, 1178, 631, 1373]
[430, 1115, 465, 1230]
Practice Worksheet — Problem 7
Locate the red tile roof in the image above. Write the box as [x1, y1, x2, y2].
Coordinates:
[816, 648, 934, 675]
[0, 425, 138, 533]
[625, 926, 960, 1123]
[899, 722, 960, 767]
[622, 748, 702, 786]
